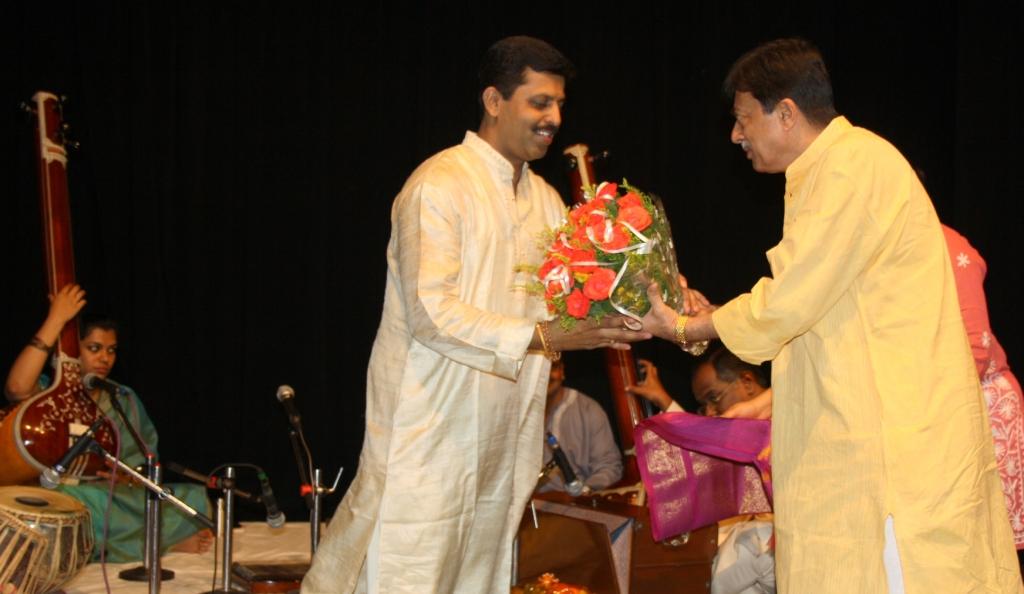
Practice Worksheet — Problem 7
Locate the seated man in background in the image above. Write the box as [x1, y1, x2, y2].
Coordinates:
[629, 350, 775, 594]
[629, 349, 772, 419]
[537, 360, 622, 494]
[5, 284, 212, 562]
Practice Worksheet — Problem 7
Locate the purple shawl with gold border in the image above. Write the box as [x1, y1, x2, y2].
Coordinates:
[634, 412, 773, 541]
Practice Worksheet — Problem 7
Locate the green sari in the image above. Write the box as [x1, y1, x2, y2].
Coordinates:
[44, 376, 211, 563]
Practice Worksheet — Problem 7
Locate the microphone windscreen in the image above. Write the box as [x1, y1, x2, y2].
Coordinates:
[39, 469, 61, 489]
[276, 385, 294, 402]
[267, 511, 286, 529]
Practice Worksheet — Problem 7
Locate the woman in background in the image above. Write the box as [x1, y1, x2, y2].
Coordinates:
[943, 226, 1024, 562]
[5, 284, 212, 562]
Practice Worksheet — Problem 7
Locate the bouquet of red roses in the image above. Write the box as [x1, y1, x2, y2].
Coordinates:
[531, 180, 685, 328]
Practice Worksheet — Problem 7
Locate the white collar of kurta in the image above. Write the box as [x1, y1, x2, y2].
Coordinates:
[462, 130, 530, 186]
[785, 115, 852, 183]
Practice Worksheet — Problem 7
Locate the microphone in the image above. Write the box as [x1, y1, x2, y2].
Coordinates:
[41, 417, 106, 489]
[257, 471, 286, 528]
[83, 373, 126, 395]
[164, 461, 260, 502]
[545, 432, 585, 497]
[276, 385, 302, 430]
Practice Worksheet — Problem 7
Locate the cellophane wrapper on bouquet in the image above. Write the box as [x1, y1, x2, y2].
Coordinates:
[530, 180, 685, 328]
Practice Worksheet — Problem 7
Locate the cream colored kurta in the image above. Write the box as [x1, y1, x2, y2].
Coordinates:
[713, 117, 1022, 593]
[302, 132, 566, 594]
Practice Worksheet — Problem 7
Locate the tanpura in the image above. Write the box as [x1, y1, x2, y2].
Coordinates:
[0, 92, 116, 486]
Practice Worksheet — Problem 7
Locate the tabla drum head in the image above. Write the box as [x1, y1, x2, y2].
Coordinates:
[0, 487, 85, 516]
[0, 485, 93, 594]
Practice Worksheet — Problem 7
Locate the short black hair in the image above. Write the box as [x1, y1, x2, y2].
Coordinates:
[723, 38, 837, 127]
[705, 347, 768, 389]
[478, 36, 575, 104]
[80, 315, 119, 340]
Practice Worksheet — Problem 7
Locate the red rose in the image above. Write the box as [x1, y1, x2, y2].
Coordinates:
[566, 248, 597, 273]
[596, 223, 631, 251]
[583, 268, 617, 301]
[537, 257, 560, 279]
[569, 200, 601, 225]
[586, 219, 632, 252]
[593, 181, 618, 201]
[617, 192, 643, 209]
[585, 210, 608, 227]
[538, 257, 572, 296]
[551, 240, 571, 259]
[586, 219, 612, 244]
[571, 223, 590, 245]
[565, 288, 591, 318]
[571, 201, 609, 229]
[616, 205, 653, 232]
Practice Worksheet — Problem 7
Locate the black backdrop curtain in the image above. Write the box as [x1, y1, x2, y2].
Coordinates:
[3, 2, 1021, 521]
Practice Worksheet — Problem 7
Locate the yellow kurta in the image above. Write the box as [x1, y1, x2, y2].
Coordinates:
[713, 117, 1021, 593]
[302, 132, 566, 593]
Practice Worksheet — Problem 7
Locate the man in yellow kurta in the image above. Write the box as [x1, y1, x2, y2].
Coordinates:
[642, 38, 1022, 593]
[302, 37, 650, 594]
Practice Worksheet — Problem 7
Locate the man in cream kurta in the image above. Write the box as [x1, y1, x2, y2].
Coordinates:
[307, 129, 563, 593]
[643, 39, 1022, 593]
[303, 37, 649, 594]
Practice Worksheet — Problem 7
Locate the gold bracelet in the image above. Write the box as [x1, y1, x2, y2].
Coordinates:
[536, 322, 561, 362]
[28, 336, 52, 353]
[674, 315, 690, 344]
[674, 315, 709, 356]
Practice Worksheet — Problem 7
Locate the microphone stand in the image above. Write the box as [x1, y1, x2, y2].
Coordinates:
[309, 467, 343, 556]
[102, 388, 172, 586]
[285, 424, 342, 558]
[202, 466, 240, 594]
[69, 440, 214, 593]
[119, 455, 175, 586]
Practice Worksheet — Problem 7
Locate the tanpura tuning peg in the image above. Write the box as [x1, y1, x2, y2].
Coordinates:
[59, 122, 80, 150]
[592, 150, 610, 162]
[19, 101, 35, 114]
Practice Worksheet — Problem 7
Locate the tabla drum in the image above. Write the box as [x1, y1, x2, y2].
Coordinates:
[0, 487, 93, 594]
[0, 507, 47, 594]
